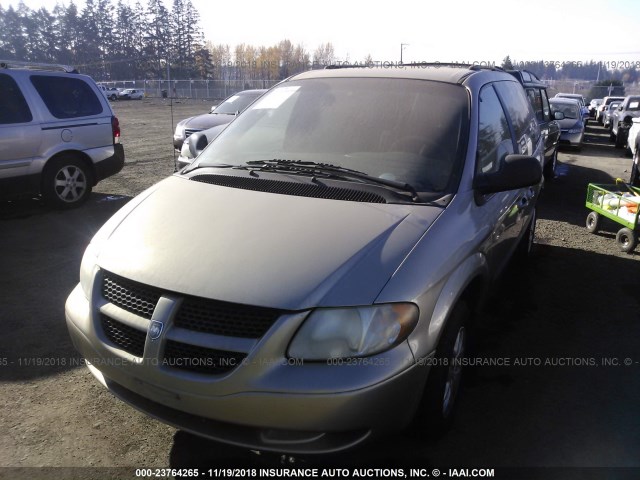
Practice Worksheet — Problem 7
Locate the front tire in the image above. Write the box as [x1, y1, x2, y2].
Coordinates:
[616, 228, 637, 253]
[412, 302, 469, 438]
[586, 211, 600, 233]
[42, 156, 92, 209]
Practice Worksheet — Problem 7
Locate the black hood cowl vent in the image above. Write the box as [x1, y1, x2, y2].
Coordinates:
[190, 174, 387, 203]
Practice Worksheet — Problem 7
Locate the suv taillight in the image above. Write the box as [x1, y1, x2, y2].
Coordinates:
[111, 116, 121, 143]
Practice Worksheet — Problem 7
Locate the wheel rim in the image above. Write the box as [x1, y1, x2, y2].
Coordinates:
[442, 326, 465, 417]
[621, 234, 630, 247]
[54, 165, 87, 202]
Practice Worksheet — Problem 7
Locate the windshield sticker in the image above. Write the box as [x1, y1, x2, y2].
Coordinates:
[253, 86, 300, 109]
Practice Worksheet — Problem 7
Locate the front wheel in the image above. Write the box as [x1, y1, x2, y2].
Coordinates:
[616, 228, 637, 253]
[586, 211, 600, 233]
[41, 156, 92, 209]
[411, 302, 469, 438]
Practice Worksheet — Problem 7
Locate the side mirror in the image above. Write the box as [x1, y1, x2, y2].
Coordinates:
[188, 132, 209, 158]
[554, 111, 565, 120]
[474, 154, 542, 195]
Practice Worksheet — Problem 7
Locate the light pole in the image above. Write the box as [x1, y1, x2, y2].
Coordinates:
[400, 43, 409, 64]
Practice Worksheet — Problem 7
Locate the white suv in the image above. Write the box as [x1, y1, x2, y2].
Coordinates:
[0, 60, 124, 208]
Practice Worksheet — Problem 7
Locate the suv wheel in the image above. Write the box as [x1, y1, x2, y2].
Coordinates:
[411, 301, 468, 438]
[109, 94, 117, 101]
[42, 156, 92, 208]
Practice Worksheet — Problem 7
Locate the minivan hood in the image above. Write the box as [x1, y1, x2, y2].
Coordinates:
[96, 175, 442, 310]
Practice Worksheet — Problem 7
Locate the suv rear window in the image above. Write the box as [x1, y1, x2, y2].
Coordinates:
[30, 75, 103, 119]
[0, 73, 33, 124]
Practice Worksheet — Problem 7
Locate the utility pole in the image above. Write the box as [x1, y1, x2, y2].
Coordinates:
[400, 43, 409, 64]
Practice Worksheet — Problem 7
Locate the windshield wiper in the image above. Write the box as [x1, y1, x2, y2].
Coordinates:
[245, 159, 421, 202]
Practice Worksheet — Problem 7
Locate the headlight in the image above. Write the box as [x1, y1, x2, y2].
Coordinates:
[288, 303, 419, 360]
[180, 140, 192, 160]
[79, 242, 100, 299]
[174, 125, 185, 139]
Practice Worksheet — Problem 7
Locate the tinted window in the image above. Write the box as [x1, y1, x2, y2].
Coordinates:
[526, 88, 544, 122]
[0, 73, 33, 124]
[540, 89, 551, 122]
[30, 75, 103, 119]
[495, 81, 540, 150]
[477, 84, 513, 174]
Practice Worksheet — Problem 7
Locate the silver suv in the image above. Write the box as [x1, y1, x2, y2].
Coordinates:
[0, 60, 124, 208]
[65, 65, 542, 454]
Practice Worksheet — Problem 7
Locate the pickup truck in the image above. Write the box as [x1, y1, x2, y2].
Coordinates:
[611, 95, 640, 148]
[98, 85, 120, 101]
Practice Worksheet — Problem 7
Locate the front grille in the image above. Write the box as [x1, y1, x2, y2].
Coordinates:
[101, 314, 146, 357]
[102, 272, 161, 319]
[190, 174, 387, 203]
[184, 128, 202, 139]
[163, 340, 246, 374]
[175, 296, 281, 338]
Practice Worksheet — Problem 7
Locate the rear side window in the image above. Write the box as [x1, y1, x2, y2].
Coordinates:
[476, 84, 514, 174]
[0, 73, 33, 124]
[495, 81, 540, 150]
[30, 75, 103, 119]
[526, 88, 544, 122]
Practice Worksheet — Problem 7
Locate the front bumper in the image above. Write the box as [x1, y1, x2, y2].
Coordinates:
[65, 282, 429, 454]
[559, 130, 583, 147]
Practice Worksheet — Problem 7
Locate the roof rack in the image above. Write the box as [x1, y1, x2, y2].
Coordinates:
[0, 59, 78, 74]
[401, 62, 505, 72]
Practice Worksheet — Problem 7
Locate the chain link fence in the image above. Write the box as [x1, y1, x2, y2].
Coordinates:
[100, 78, 640, 102]
[100, 79, 281, 101]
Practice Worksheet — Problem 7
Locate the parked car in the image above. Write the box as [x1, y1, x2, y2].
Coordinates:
[66, 65, 543, 454]
[173, 89, 266, 149]
[602, 101, 622, 129]
[118, 88, 144, 100]
[589, 98, 603, 117]
[177, 123, 227, 169]
[596, 96, 626, 124]
[98, 85, 120, 101]
[0, 59, 124, 208]
[610, 95, 640, 148]
[555, 93, 589, 124]
[550, 97, 585, 149]
[628, 118, 640, 186]
[507, 69, 562, 179]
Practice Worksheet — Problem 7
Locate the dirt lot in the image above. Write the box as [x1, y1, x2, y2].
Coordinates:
[1, 100, 639, 479]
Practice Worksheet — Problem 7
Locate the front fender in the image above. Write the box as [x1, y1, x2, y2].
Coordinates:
[407, 252, 489, 359]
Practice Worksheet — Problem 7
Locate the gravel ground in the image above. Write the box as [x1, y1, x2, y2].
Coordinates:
[1, 102, 639, 479]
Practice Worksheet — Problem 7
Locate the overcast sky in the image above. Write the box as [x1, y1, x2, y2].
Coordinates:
[5, 0, 640, 65]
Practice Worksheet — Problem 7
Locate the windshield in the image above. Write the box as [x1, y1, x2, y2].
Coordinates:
[194, 78, 470, 194]
[627, 99, 640, 111]
[552, 102, 579, 119]
[212, 92, 261, 115]
[557, 94, 584, 106]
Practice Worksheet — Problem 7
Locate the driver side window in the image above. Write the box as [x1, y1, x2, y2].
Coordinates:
[476, 84, 514, 175]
